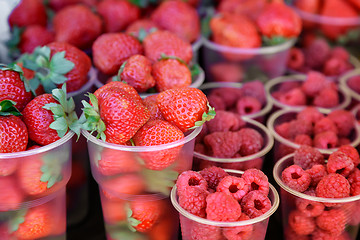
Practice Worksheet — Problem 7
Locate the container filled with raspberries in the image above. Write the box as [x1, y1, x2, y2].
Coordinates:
[171, 166, 279, 240]
[273, 145, 360, 240]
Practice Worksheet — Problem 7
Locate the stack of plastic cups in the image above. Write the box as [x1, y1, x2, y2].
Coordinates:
[0, 131, 74, 239]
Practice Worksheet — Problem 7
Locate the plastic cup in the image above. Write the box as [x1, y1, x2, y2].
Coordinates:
[192, 36, 203, 64]
[202, 37, 296, 82]
[265, 74, 351, 114]
[0, 131, 74, 239]
[267, 108, 360, 162]
[193, 117, 274, 171]
[340, 68, 360, 109]
[82, 126, 202, 239]
[273, 153, 360, 240]
[171, 169, 280, 240]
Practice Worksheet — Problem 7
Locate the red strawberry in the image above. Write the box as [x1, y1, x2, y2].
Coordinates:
[125, 19, 159, 38]
[92, 33, 144, 75]
[157, 87, 215, 132]
[101, 174, 147, 198]
[143, 30, 193, 64]
[96, 0, 140, 33]
[16, 25, 55, 54]
[142, 95, 164, 121]
[348, 0, 360, 10]
[0, 176, 24, 211]
[101, 196, 127, 224]
[8, 0, 47, 28]
[152, 58, 192, 92]
[150, 1, 200, 43]
[218, 0, 267, 21]
[53, 4, 103, 50]
[48, 0, 98, 11]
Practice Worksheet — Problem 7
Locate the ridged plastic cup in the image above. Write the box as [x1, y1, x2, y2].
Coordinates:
[82, 126, 202, 239]
[265, 74, 351, 114]
[193, 117, 274, 171]
[340, 68, 360, 109]
[171, 169, 280, 240]
[273, 153, 360, 240]
[267, 108, 360, 161]
[202, 37, 296, 82]
[0, 131, 74, 239]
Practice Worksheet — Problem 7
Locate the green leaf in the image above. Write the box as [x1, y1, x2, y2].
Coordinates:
[159, 53, 186, 65]
[262, 36, 289, 46]
[190, 63, 201, 77]
[49, 117, 68, 131]
[40, 171, 52, 182]
[34, 46, 51, 60]
[8, 209, 27, 232]
[201, 7, 215, 38]
[189, 102, 216, 130]
[0, 100, 22, 116]
[49, 72, 68, 85]
[50, 51, 75, 74]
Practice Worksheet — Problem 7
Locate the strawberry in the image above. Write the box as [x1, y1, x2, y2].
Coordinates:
[0, 100, 28, 153]
[125, 19, 159, 38]
[0, 176, 24, 211]
[101, 174, 147, 198]
[320, 0, 358, 40]
[157, 87, 215, 132]
[92, 33, 144, 75]
[150, 1, 200, 43]
[48, 0, 98, 11]
[8, 0, 47, 28]
[101, 196, 127, 224]
[218, 0, 267, 21]
[294, 0, 321, 29]
[256, 2, 302, 41]
[348, 0, 360, 10]
[142, 95, 164, 121]
[118, 54, 155, 93]
[152, 57, 192, 92]
[18, 25, 55, 54]
[143, 30, 193, 64]
[96, 0, 140, 33]
[53, 4, 103, 50]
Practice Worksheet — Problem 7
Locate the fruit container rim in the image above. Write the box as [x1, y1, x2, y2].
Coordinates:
[265, 74, 352, 114]
[273, 153, 360, 203]
[192, 36, 203, 53]
[266, 108, 360, 155]
[340, 68, 360, 102]
[170, 168, 280, 227]
[199, 82, 273, 120]
[202, 37, 296, 55]
[352, 104, 360, 119]
[193, 117, 274, 163]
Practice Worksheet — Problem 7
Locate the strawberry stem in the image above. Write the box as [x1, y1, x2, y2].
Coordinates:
[190, 102, 216, 129]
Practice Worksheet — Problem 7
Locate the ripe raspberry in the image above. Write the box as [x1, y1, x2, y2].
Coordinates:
[236, 96, 262, 116]
[199, 166, 229, 191]
[296, 107, 324, 125]
[301, 71, 328, 97]
[222, 213, 253, 240]
[339, 138, 351, 146]
[305, 164, 327, 187]
[288, 210, 316, 235]
[190, 223, 222, 240]
[241, 80, 267, 106]
[176, 170, 208, 193]
[327, 151, 354, 177]
[278, 81, 302, 92]
[278, 87, 307, 106]
[207, 94, 226, 112]
[275, 122, 290, 139]
[311, 228, 344, 240]
[331, 46, 350, 61]
[288, 119, 313, 140]
[178, 186, 209, 217]
[316, 173, 350, 198]
[242, 168, 269, 196]
[327, 110, 355, 137]
[313, 117, 338, 135]
[294, 134, 313, 146]
[313, 87, 339, 108]
[347, 168, 360, 196]
[284, 226, 311, 240]
[304, 38, 331, 69]
[347, 76, 360, 94]
[295, 190, 325, 217]
[240, 190, 271, 219]
[313, 131, 339, 149]
[206, 110, 245, 133]
[282, 165, 311, 192]
[238, 128, 264, 156]
[338, 145, 360, 167]
[209, 87, 243, 109]
[294, 145, 325, 170]
[287, 47, 305, 70]
[316, 208, 346, 236]
[216, 176, 249, 201]
[204, 131, 241, 158]
[323, 57, 351, 76]
[206, 192, 242, 222]
[276, 143, 296, 160]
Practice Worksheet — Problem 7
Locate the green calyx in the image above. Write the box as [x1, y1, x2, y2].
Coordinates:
[142, 167, 179, 196]
[42, 84, 82, 139]
[190, 102, 216, 130]
[19, 46, 75, 94]
[40, 150, 68, 188]
[337, 29, 360, 45]
[8, 208, 27, 233]
[0, 100, 22, 117]
[262, 35, 289, 46]
[0, 63, 32, 94]
[126, 206, 142, 232]
[81, 93, 107, 142]
[6, 25, 24, 60]
[111, 61, 128, 82]
[200, 7, 216, 39]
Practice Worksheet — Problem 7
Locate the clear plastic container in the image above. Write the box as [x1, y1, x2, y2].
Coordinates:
[192, 36, 203, 64]
[273, 154, 360, 240]
[202, 37, 296, 82]
[171, 169, 280, 240]
[340, 68, 360, 108]
[267, 108, 360, 161]
[193, 117, 274, 171]
[265, 74, 351, 114]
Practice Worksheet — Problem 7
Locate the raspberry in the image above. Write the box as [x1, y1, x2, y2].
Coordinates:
[313, 117, 338, 135]
[311, 228, 344, 240]
[190, 223, 222, 240]
[347, 76, 360, 94]
[315, 173, 350, 198]
[330, 46, 350, 61]
[216, 176, 249, 201]
[313, 87, 339, 108]
[305, 164, 327, 187]
[278, 87, 307, 106]
[178, 186, 209, 217]
[339, 137, 351, 146]
[194, 143, 206, 155]
[238, 128, 263, 156]
[301, 71, 328, 97]
[323, 57, 351, 76]
[282, 164, 311, 192]
[236, 96, 262, 116]
[207, 94, 226, 111]
[295, 190, 325, 217]
[287, 47, 305, 70]
[288, 210, 316, 235]
[327, 110, 355, 137]
[316, 208, 346, 236]
[222, 213, 253, 240]
[209, 87, 242, 109]
[304, 38, 331, 69]
[313, 131, 338, 149]
[206, 110, 245, 133]
[294, 145, 325, 170]
[275, 122, 290, 139]
[241, 80, 267, 106]
[206, 192, 242, 222]
[210, 63, 244, 83]
[347, 168, 360, 196]
[204, 131, 241, 158]
[338, 145, 360, 167]
[196, 122, 208, 144]
[284, 226, 311, 240]
[294, 134, 313, 146]
[296, 107, 324, 125]
[176, 170, 208, 192]
[240, 190, 271, 219]
[278, 81, 302, 92]
[288, 119, 313, 140]
[327, 151, 354, 177]
[199, 166, 229, 191]
[242, 168, 269, 196]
